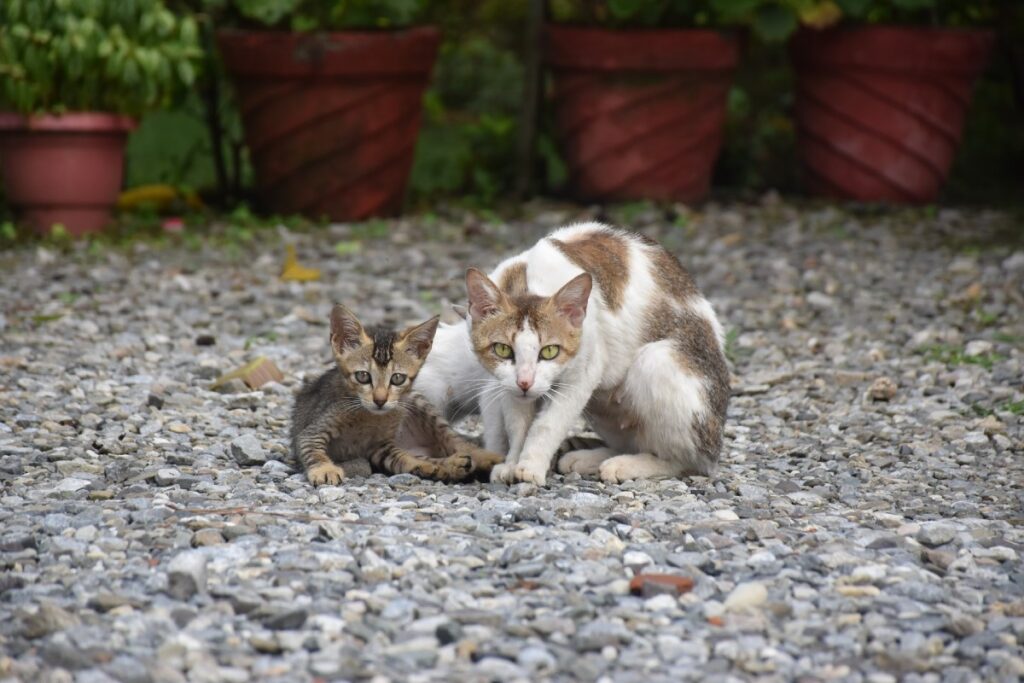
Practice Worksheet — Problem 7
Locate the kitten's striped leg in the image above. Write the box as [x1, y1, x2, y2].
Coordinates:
[370, 443, 472, 482]
[295, 425, 346, 486]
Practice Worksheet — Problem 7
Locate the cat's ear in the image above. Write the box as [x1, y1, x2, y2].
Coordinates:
[466, 268, 505, 322]
[550, 272, 592, 328]
[330, 304, 366, 354]
[451, 304, 468, 320]
[400, 315, 439, 359]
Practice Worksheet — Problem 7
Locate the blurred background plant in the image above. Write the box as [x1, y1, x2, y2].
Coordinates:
[5, 0, 1020, 220]
[0, 0, 202, 115]
[547, 0, 715, 27]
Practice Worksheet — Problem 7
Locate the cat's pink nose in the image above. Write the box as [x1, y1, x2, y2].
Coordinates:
[517, 378, 533, 392]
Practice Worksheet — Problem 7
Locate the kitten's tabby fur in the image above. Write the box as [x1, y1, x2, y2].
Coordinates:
[291, 305, 502, 486]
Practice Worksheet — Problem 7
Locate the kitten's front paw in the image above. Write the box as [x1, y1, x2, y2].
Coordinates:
[489, 463, 515, 484]
[512, 461, 547, 487]
[471, 448, 504, 474]
[437, 454, 474, 482]
[307, 462, 346, 486]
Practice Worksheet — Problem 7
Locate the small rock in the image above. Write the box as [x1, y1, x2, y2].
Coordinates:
[264, 608, 307, 631]
[22, 602, 79, 639]
[166, 550, 207, 600]
[977, 415, 1005, 435]
[623, 551, 653, 571]
[195, 334, 216, 346]
[154, 468, 182, 486]
[724, 582, 768, 611]
[629, 574, 694, 598]
[191, 529, 225, 547]
[964, 340, 993, 357]
[837, 585, 881, 598]
[868, 377, 898, 401]
[917, 523, 956, 548]
[230, 434, 267, 467]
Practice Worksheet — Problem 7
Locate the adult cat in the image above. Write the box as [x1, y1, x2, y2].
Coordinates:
[418, 222, 729, 486]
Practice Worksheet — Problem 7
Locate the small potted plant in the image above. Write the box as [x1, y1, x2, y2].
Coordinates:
[783, 1, 995, 203]
[544, 1, 740, 204]
[0, 0, 201, 236]
[210, 0, 439, 221]
[714, 0, 996, 203]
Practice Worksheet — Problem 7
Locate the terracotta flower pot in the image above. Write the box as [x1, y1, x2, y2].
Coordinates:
[544, 25, 739, 204]
[0, 113, 135, 236]
[791, 26, 994, 204]
[216, 27, 440, 221]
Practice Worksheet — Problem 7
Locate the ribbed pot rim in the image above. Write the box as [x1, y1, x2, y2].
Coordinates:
[216, 26, 441, 78]
[0, 112, 137, 132]
[791, 25, 995, 76]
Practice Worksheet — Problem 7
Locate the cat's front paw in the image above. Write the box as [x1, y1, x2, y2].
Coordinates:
[512, 461, 547, 487]
[307, 461, 346, 486]
[490, 463, 515, 484]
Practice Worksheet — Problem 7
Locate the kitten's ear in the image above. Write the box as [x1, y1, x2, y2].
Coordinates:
[451, 304, 468, 320]
[330, 304, 366, 354]
[400, 315, 440, 359]
[550, 273, 592, 328]
[466, 268, 505, 322]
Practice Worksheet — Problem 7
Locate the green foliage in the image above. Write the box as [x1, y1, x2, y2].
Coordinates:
[409, 5, 526, 204]
[712, 1, 842, 42]
[833, 0, 997, 25]
[919, 343, 1006, 370]
[204, 0, 427, 30]
[549, 0, 715, 27]
[0, 0, 202, 115]
[712, 0, 997, 42]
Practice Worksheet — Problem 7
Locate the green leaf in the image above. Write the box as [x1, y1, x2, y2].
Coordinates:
[752, 3, 798, 42]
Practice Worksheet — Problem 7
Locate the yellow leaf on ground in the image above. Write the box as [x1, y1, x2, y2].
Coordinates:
[280, 244, 321, 282]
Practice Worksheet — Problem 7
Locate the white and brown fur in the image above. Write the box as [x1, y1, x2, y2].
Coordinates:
[417, 223, 729, 486]
[290, 305, 503, 486]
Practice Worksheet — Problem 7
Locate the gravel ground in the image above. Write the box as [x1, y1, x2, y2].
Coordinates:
[1, 200, 1022, 683]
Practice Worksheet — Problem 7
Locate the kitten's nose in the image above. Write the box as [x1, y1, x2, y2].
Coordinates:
[517, 379, 533, 393]
[374, 398, 386, 408]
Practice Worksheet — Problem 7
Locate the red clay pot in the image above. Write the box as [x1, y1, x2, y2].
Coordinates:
[0, 113, 135, 236]
[791, 26, 994, 204]
[545, 25, 739, 204]
[217, 28, 440, 220]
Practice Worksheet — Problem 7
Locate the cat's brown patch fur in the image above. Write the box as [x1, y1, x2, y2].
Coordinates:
[549, 230, 629, 311]
[499, 261, 529, 297]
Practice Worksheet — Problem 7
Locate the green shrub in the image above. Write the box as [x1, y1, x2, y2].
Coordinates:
[203, 0, 427, 30]
[712, 0, 997, 43]
[0, 0, 202, 115]
[548, 0, 715, 27]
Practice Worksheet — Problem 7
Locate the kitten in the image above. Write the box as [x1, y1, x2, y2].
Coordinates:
[291, 304, 503, 486]
[417, 222, 729, 486]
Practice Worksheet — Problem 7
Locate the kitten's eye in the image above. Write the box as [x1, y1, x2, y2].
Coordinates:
[390, 373, 407, 386]
[492, 343, 513, 359]
[354, 371, 371, 384]
[539, 345, 560, 361]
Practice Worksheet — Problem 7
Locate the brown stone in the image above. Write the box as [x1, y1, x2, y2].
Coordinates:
[629, 574, 694, 598]
[868, 377, 898, 401]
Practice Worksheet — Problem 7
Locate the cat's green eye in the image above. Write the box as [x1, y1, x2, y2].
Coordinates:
[354, 371, 371, 384]
[390, 373, 407, 386]
[492, 342, 513, 359]
[539, 345, 560, 360]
